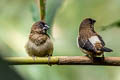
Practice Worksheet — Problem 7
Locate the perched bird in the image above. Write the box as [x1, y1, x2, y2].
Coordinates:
[77, 18, 113, 60]
[25, 21, 53, 63]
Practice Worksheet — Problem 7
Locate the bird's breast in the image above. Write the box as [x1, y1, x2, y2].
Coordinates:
[25, 38, 53, 57]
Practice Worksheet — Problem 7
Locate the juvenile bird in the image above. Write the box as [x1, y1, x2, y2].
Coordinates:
[25, 21, 53, 63]
[77, 18, 113, 61]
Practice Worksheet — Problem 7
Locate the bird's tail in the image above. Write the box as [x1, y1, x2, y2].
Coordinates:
[100, 47, 113, 52]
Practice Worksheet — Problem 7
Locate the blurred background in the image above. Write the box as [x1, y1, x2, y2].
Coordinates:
[0, 0, 120, 80]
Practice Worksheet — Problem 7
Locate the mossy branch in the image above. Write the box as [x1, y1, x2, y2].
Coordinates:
[4, 56, 120, 66]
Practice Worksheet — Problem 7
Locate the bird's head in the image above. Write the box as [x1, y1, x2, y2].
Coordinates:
[31, 21, 49, 34]
[80, 18, 96, 30]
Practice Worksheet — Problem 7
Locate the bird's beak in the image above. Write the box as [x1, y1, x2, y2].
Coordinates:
[92, 20, 96, 23]
[43, 25, 49, 30]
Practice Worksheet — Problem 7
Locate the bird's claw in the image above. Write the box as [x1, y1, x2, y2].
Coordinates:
[48, 56, 52, 66]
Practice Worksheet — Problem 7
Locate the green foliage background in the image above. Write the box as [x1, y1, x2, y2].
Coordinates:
[0, 0, 120, 80]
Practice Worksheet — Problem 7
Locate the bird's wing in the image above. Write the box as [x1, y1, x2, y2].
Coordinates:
[97, 35, 105, 46]
[88, 35, 106, 52]
[78, 37, 96, 52]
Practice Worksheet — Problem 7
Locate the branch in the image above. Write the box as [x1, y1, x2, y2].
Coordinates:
[4, 56, 120, 66]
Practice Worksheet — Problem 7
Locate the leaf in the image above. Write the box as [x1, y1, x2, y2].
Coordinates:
[31, 0, 64, 34]
[101, 20, 120, 31]
[31, 3, 40, 22]
[46, 0, 63, 27]
[0, 56, 23, 80]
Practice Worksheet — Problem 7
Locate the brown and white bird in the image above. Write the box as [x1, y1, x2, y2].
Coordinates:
[77, 18, 113, 60]
[25, 21, 53, 61]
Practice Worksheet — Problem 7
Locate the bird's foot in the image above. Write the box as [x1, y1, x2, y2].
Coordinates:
[32, 55, 36, 62]
[48, 56, 52, 66]
[85, 54, 95, 63]
[90, 56, 95, 63]
[101, 54, 105, 61]
[85, 54, 89, 57]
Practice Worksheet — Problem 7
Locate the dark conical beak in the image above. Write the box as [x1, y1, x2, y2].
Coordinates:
[92, 20, 96, 23]
[43, 25, 49, 30]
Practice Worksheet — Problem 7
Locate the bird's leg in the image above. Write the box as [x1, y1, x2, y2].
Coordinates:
[85, 54, 89, 57]
[32, 55, 36, 62]
[85, 54, 94, 63]
[47, 55, 52, 66]
[101, 54, 105, 61]
[90, 55, 95, 63]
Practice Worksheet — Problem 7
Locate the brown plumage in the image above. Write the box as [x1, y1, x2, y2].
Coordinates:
[77, 18, 113, 60]
[25, 21, 53, 58]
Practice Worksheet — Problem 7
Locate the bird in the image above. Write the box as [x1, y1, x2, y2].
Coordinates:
[77, 18, 113, 61]
[25, 21, 53, 64]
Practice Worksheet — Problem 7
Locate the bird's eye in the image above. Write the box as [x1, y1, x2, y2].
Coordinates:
[39, 24, 43, 27]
